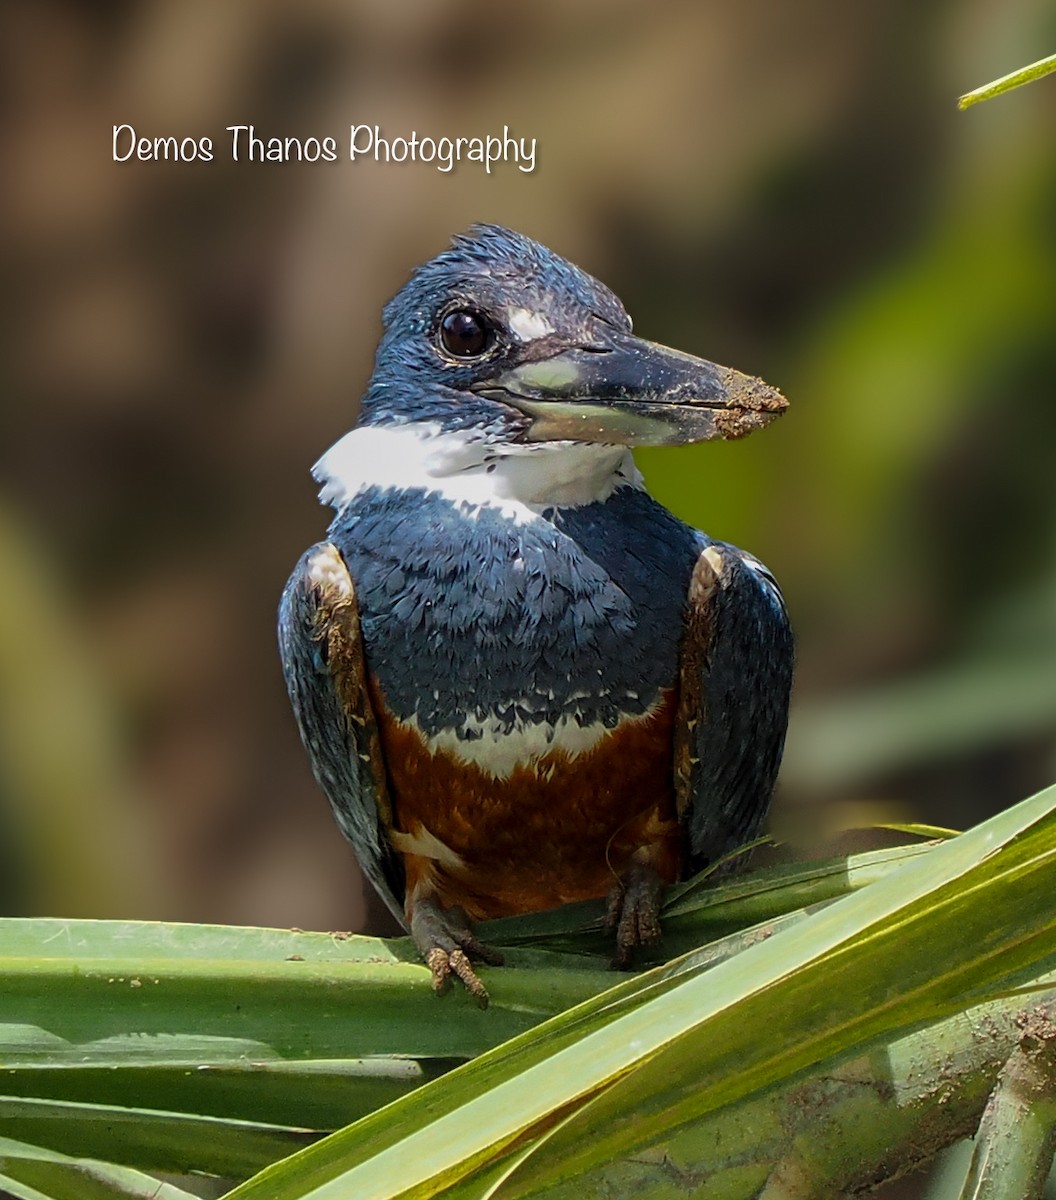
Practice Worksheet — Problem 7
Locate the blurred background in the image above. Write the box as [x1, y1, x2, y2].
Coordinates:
[2, 1, 1056, 1193]
[2, 0, 1055, 1022]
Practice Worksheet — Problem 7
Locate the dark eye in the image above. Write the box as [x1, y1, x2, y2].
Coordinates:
[439, 308, 492, 358]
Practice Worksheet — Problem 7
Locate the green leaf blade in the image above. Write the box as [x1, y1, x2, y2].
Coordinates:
[223, 784, 1056, 1199]
[0, 1134, 202, 1200]
[958, 52, 1056, 108]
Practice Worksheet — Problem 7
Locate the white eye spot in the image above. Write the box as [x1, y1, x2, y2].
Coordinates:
[507, 307, 555, 341]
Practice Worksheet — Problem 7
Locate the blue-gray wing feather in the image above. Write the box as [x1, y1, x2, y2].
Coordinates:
[674, 543, 793, 871]
[277, 541, 405, 923]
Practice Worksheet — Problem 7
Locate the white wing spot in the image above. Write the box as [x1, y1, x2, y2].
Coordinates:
[306, 546, 352, 594]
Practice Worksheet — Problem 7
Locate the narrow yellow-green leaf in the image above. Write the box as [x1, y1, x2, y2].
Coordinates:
[0, 1095, 312, 1179]
[481, 841, 933, 954]
[877, 822, 960, 840]
[0, 1134, 202, 1199]
[958, 53, 1056, 109]
[0, 1058, 443, 1131]
[0, 1173, 53, 1200]
[659, 841, 931, 922]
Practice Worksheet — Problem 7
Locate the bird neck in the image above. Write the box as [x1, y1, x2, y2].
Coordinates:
[313, 422, 644, 517]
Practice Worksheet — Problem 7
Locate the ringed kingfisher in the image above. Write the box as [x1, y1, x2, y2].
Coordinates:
[279, 225, 793, 1003]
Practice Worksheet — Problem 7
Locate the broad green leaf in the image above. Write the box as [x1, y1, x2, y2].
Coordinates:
[0, 843, 933, 1140]
[0, 920, 607, 1064]
[511, 985, 1054, 1199]
[223, 783, 1056, 1199]
[3, 823, 1050, 1195]
[507, 787, 1056, 1191]
[221, 928, 788, 1199]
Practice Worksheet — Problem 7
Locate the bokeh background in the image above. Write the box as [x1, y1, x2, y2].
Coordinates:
[1, 0, 1055, 1164]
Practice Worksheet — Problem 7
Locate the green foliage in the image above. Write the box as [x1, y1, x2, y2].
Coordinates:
[3, 784, 1056, 1197]
[0, 506, 152, 917]
[0, 1136, 201, 1200]
[959, 53, 1056, 109]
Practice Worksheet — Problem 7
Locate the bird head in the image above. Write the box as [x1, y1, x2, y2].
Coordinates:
[358, 224, 787, 448]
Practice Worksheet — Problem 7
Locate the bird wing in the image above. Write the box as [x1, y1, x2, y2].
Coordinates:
[673, 542, 794, 873]
[278, 541, 405, 923]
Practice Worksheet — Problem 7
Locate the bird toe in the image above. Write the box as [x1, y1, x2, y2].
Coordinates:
[411, 897, 502, 1006]
[605, 860, 665, 970]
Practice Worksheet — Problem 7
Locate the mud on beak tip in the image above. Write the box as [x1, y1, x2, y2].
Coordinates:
[714, 363, 789, 416]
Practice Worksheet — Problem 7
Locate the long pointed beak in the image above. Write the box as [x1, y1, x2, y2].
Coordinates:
[472, 331, 788, 446]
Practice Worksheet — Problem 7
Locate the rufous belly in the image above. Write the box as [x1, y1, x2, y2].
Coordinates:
[372, 690, 684, 921]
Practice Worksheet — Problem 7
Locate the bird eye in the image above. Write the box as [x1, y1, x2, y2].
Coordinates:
[439, 308, 492, 358]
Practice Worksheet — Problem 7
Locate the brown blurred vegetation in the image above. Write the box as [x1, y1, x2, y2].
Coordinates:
[1, 0, 1055, 969]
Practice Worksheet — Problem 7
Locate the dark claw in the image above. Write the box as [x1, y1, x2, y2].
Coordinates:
[604, 861, 664, 969]
[410, 898, 504, 1007]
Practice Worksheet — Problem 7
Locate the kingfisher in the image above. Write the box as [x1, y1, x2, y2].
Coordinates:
[279, 225, 793, 1004]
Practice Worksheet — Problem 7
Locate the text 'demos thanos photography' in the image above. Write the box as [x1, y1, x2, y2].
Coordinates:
[4, 5, 1056, 1199]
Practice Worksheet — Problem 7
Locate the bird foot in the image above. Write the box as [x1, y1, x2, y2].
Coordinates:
[409, 898, 504, 1007]
[604, 860, 664, 969]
